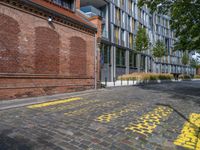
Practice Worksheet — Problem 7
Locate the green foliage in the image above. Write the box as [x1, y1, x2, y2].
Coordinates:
[152, 40, 165, 58]
[138, 0, 200, 52]
[135, 27, 149, 52]
[190, 59, 199, 68]
[194, 75, 200, 79]
[181, 52, 189, 65]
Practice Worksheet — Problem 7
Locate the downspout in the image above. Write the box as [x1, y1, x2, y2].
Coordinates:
[94, 34, 97, 90]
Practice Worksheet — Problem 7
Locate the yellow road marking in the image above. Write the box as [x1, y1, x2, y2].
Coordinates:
[65, 101, 119, 116]
[125, 106, 173, 137]
[42, 99, 100, 112]
[27, 97, 82, 109]
[174, 113, 200, 150]
[96, 104, 141, 123]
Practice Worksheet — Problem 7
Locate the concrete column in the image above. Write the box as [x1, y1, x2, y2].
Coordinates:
[145, 56, 148, 73]
[111, 46, 116, 81]
[125, 50, 129, 74]
[169, 65, 172, 73]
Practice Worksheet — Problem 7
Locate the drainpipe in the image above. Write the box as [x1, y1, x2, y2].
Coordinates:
[94, 34, 97, 90]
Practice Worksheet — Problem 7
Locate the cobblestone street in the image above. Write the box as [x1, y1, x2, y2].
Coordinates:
[0, 81, 200, 150]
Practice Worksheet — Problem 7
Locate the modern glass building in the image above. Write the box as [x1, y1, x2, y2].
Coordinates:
[80, 0, 195, 81]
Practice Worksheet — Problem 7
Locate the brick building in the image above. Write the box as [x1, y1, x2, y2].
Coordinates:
[0, 0, 98, 100]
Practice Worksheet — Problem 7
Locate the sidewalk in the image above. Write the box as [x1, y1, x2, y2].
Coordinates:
[0, 89, 101, 111]
[101, 79, 180, 87]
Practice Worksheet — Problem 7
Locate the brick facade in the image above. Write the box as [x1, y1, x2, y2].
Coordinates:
[0, 2, 96, 100]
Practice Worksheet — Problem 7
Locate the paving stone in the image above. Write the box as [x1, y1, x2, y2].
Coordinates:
[0, 81, 200, 149]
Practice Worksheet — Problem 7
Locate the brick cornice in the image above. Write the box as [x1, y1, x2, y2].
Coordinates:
[0, 0, 96, 35]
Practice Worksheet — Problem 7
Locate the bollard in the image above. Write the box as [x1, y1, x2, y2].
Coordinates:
[105, 77, 107, 87]
[113, 77, 115, 86]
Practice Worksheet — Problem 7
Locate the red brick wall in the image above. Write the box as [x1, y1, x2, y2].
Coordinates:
[0, 14, 20, 73]
[35, 27, 60, 74]
[76, 0, 80, 9]
[0, 5, 95, 100]
[89, 16, 102, 85]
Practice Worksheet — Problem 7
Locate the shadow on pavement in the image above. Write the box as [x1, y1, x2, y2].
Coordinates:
[137, 81, 200, 102]
[138, 81, 200, 128]
[0, 130, 34, 150]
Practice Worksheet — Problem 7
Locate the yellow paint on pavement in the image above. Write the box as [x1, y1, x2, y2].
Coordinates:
[27, 97, 82, 109]
[43, 99, 100, 112]
[96, 104, 141, 123]
[65, 101, 119, 116]
[125, 106, 173, 137]
[174, 113, 200, 150]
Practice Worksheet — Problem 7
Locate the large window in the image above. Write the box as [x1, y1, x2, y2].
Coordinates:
[120, 0, 125, 7]
[121, 29, 125, 46]
[115, 7, 121, 25]
[140, 55, 145, 70]
[128, 0, 132, 13]
[129, 52, 137, 68]
[101, 45, 110, 64]
[129, 33, 133, 49]
[114, 26, 119, 43]
[132, 19, 135, 31]
[116, 48, 125, 67]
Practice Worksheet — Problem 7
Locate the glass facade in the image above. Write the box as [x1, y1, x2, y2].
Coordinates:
[80, 0, 195, 81]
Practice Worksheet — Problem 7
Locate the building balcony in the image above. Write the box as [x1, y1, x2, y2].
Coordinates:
[81, 5, 101, 17]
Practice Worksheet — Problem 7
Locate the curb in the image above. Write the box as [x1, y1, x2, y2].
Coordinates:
[0, 89, 103, 111]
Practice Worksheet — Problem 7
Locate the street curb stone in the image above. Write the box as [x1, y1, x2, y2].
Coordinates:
[0, 89, 103, 111]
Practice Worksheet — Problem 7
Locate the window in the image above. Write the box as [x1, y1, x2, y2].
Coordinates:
[52, 0, 74, 10]
[129, 33, 133, 49]
[132, 19, 135, 31]
[129, 52, 137, 68]
[121, 29, 125, 45]
[116, 48, 125, 67]
[115, 7, 121, 25]
[122, 11, 125, 25]
[120, 0, 124, 6]
[140, 55, 145, 70]
[138, 8, 141, 19]
[128, 16, 131, 30]
[128, 0, 132, 13]
[101, 45, 110, 64]
[114, 26, 119, 43]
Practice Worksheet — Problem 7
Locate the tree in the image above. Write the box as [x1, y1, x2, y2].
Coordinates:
[152, 40, 165, 73]
[135, 27, 149, 52]
[138, 0, 200, 53]
[153, 40, 165, 59]
[181, 52, 189, 65]
[135, 27, 149, 72]
[190, 58, 199, 68]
